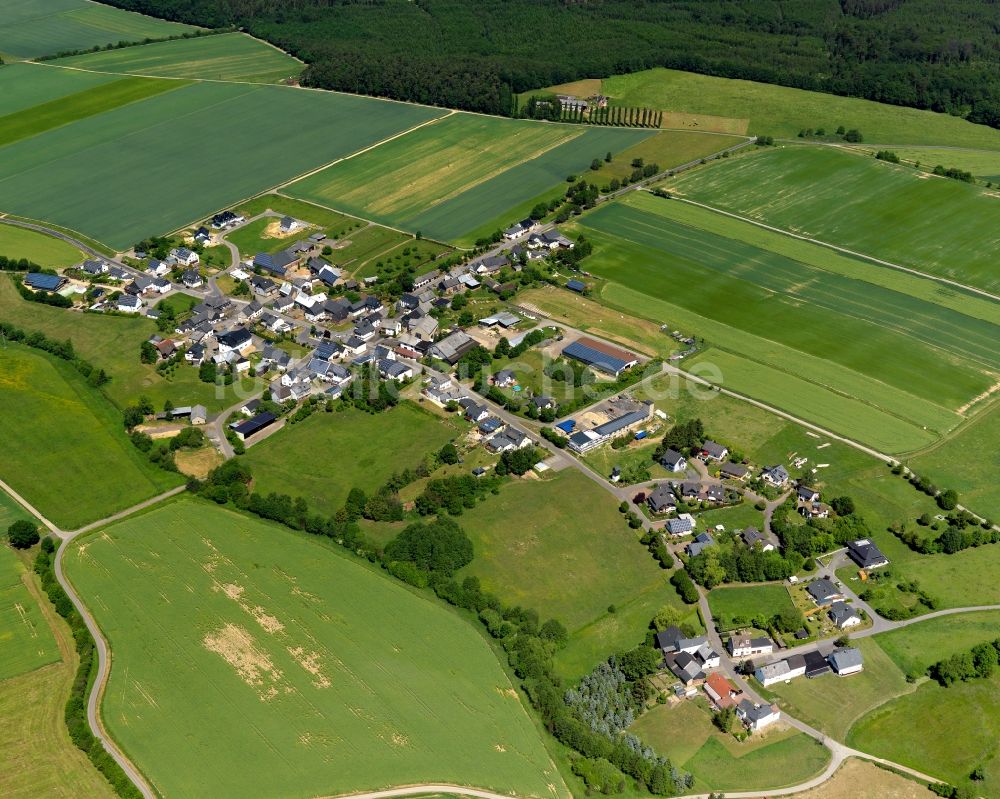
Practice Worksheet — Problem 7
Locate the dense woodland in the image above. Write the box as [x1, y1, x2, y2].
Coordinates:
[102, 0, 1000, 126]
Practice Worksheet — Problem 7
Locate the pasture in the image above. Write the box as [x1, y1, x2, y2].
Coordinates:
[0, 224, 83, 267]
[0, 545, 60, 681]
[849, 145, 1000, 182]
[0, 65, 445, 249]
[65, 499, 566, 799]
[454, 469, 688, 679]
[707, 584, 795, 630]
[667, 146, 1000, 293]
[874, 610, 1000, 677]
[242, 403, 457, 518]
[631, 699, 829, 792]
[0, 344, 182, 529]
[53, 32, 303, 83]
[288, 114, 651, 243]
[600, 68, 1000, 150]
[0, 0, 200, 59]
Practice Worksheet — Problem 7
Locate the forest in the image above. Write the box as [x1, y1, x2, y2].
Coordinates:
[98, 0, 1000, 125]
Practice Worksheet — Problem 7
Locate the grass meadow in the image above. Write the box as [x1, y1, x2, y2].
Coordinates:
[0, 545, 60, 681]
[288, 114, 651, 243]
[0, 66, 445, 249]
[0, 0, 200, 59]
[600, 68, 1000, 150]
[848, 145, 1000, 182]
[667, 146, 1000, 293]
[0, 345, 182, 528]
[0, 224, 83, 267]
[707, 584, 795, 629]
[242, 403, 458, 518]
[595, 130, 745, 183]
[54, 32, 303, 83]
[65, 499, 567, 799]
[631, 699, 829, 792]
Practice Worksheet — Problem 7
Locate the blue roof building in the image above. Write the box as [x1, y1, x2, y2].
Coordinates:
[24, 272, 64, 292]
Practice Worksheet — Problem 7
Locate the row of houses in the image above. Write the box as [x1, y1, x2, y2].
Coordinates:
[755, 647, 864, 687]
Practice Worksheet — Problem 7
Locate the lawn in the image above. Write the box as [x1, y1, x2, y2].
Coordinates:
[0, 277, 253, 412]
[693, 502, 766, 532]
[600, 67, 1000, 150]
[0, 489, 33, 530]
[631, 699, 829, 793]
[667, 145, 1000, 293]
[0, 66, 445, 249]
[0, 223, 83, 267]
[454, 469, 685, 678]
[242, 403, 457, 518]
[0, 0, 201, 59]
[64, 499, 567, 799]
[708, 584, 795, 630]
[332, 224, 412, 268]
[0, 544, 60, 681]
[0, 344, 182, 529]
[288, 114, 651, 243]
[54, 32, 303, 83]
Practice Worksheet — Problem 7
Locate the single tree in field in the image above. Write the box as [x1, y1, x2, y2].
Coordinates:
[8, 520, 40, 549]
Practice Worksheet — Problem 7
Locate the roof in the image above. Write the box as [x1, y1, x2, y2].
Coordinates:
[24, 272, 62, 291]
[232, 411, 276, 438]
[593, 408, 649, 438]
[566, 279, 586, 292]
[701, 440, 728, 458]
[807, 577, 840, 603]
[217, 328, 252, 348]
[803, 649, 831, 677]
[721, 462, 749, 478]
[562, 337, 638, 375]
[666, 517, 694, 535]
[660, 448, 686, 468]
[829, 600, 859, 625]
[654, 626, 683, 651]
[829, 647, 864, 671]
[648, 484, 676, 511]
[847, 538, 889, 568]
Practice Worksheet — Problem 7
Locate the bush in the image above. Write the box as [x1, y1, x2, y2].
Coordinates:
[670, 570, 699, 604]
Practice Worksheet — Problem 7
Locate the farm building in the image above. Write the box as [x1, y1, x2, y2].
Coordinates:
[566, 406, 651, 453]
[23, 272, 66, 292]
[566, 279, 586, 293]
[231, 411, 277, 441]
[561, 337, 639, 377]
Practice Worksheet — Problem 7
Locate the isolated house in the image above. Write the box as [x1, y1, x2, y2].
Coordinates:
[847, 539, 889, 569]
[737, 700, 780, 732]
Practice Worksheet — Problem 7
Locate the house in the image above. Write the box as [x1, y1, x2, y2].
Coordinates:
[460, 399, 490, 423]
[211, 210, 244, 229]
[720, 462, 749, 481]
[231, 411, 277, 441]
[492, 369, 517, 388]
[240, 300, 264, 323]
[737, 700, 781, 732]
[847, 539, 889, 569]
[828, 647, 864, 676]
[250, 275, 277, 298]
[829, 600, 862, 630]
[797, 485, 821, 504]
[659, 449, 687, 473]
[117, 294, 142, 313]
[409, 315, 439, 342]
[412, 270, 438, 290]
[686, 531, 715, 557]
[704, 672, 741, 709]
[566, 279, 586, 293]
[279, 216, 302, 234]
[654, 626, 685, 653]
[146, 259, 169, 276]
[664, 651, 704, 685]
[806, 577, 843, 606]
[182, 269, 203, 289]
[803, 649, 831, 678]
[503, 218, 536, 240]
[378, 359, 412, 381]
[428, 331, 476, 365]
[260, 345, 291, 372]
[478, 416, 505, 436]
[741, 527, 775, 552]
[153, 338, 176, 359]
[190, 405, 207, 425]
[171, 247, 199, 266]
[24, 272, 65, 292]
[194, 226, 211, 244]
[217, 327, 253, 356]
[108, 266, 129, 281]
[81, 258, 110, 276]
[473, 254, 509, 275]
[316, 264, 341, 287]
[487, 427, 531, 453]
[666, 516, 694, 536]
[259, 312, 289, 334]
[755, 654, 806, 687]
[528, 229, 573, 250]
[314, 341, 341, 361]
[728, 633, 774, 659]
[531, 395, 554, 412]
[562, 337, 639, 377]
[646, 484, 677, 515]
[762, 464, 790, 486]
[151, 277, 171, 294]
[185, 343, 206, 364]
[700, 440, 729, 462]
[241, 398, 261, 416]
[800, 501, 831, 520]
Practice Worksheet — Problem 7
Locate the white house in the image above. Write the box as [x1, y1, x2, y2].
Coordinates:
[171, 247, 200, 267]
[737, 700, 781, 732]
[829, 647, 864, 676]
[117, 295, 142, 313]
[216, 327, 253, 356]
[829, 601, 863, 630]
[728, 633, 774, 659]
[755, 654, 806, 687]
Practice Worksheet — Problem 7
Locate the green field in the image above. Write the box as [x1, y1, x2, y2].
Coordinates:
[0, 223, 83, 267]
[65, 499, 566, 799]
[631, 699, 829, 793]
[332, 224, 412, 267]
[0, 0, 200, 59]
[0, 62, 116, 115]
[243, 403, 457, 518]
[288, 114, 651, 242]
[0, 344, 182, 529]
[54, 32, 303, 83]
[225, 216, 317, 257]
[874, 611, 1000, 677]
[848, 145, 1000, 182]
[233, 193, 355, 229]
[0, 490, 33, 531]
[708, 584, 795, 628]
[0, 65, 445, 248]
[667, 146, 1000, 293]
[596, 130, 745, 183]
[600, 68, 1000, 150]
[454, 469, 688, 679]
[0, 544, 60, 681]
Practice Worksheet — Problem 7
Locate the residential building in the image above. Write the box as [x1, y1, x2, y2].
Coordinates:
[829, 600, 862, 629]
[659, 448, 687, 473]
[737, 700, 781, 732]
[762, 464, 790, 486]
[728, 633, 774, 659]
[217, 327, 253, 356]
[647, 484, 677, 515]
[742, 527, 775, 552]
[828, 647, 864, 676]
[806, 577, 843, 606]
[847, 539, 889, 569]
[755, 654, 806, 687]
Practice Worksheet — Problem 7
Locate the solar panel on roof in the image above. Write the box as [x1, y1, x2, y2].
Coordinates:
[562, 340, 629, 374]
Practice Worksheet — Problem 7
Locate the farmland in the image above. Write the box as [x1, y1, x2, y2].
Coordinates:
[64, 499, 567, 799]
[597, 130, 746, 183]
[599, 68, 1000, 150]
[0, 65, 445, 249]
[288, 114, 652, 243]
[53, 32, 303, 83]
[848, 145, 1000, 182]
[666, 146, 1000, 293]
[0, 62, 115, 114]
[0, 224, 83, 267]
[0, 544, 60, 680]
[0, 0, 200, 59]
[0, 344, 182, 529]
[242, 403, 457, 518]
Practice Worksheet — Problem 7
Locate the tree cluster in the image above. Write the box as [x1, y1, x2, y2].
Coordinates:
[929, 638, 1000, 687]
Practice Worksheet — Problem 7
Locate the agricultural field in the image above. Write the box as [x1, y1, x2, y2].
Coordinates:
[630, 699, 829, 793]
[0, 278, 252, 412]
[666, 146, 1000, 293]
[848, 145, 1000, 182]
[0, 489, 32, 530]
[0, 62, 115, 114]
[707, 584, 795, 630]
[331, 224, 412, 269]
[596, 129, 746, 183]
[599, 68, 1000, 150]
[53, 32, 303, 83]
[287, 113, 652, 243]
[0, 544, 60, 680]
[0, 344, 182, 529]
[242, 403, 457, 518]
[0, 0, 200, 60]
[0, 223, 83, 267]
[454, 469, 689, 679]
[65, 499, 567, 799]
[0, 65, 445, 249]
